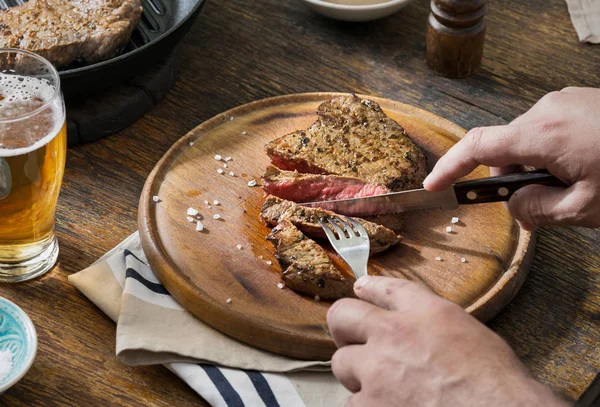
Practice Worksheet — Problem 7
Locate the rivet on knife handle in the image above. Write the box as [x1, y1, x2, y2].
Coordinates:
[453, 170, 569, 205]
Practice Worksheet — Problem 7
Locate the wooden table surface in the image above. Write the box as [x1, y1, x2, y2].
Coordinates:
[1, 0, 599, 405]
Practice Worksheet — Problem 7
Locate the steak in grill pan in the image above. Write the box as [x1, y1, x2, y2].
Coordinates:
[0, 0, 143, 69]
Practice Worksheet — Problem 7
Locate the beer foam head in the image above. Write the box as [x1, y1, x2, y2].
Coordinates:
[0, 73, 64, 157]
[0, 73, 56, 117]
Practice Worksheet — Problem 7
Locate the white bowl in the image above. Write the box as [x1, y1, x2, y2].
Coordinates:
[298, 0, 416, 22]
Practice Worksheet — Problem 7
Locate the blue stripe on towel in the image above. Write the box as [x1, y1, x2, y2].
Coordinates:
[200, 364, 245, 407]
[125, 268, 170, 295]
[246, 371, 280, 407]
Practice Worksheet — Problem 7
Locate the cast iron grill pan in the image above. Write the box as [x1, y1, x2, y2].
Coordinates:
[0, 0, 205, 98]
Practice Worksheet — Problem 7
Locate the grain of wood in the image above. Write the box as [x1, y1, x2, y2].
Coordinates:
[0, 0, 598, 405]
[138, 93, 534, 360]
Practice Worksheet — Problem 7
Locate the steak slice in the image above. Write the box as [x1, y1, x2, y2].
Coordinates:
[265, 94, 428, 192]
[262, 165, 390, 203]
[267, 219, 354, 300]
[0, 0, 143, 69]
[363, 213, 404, 232]
[261, 195, 400, 254]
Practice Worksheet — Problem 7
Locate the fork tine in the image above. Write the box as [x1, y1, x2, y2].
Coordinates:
[347, 218, 367, 236]
[318, 219, 340, 241]
[338, 217, 359, 237]
[326, 217, 348, 239]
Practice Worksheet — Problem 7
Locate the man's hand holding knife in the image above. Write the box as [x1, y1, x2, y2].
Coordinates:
[328, 87, 600, 407]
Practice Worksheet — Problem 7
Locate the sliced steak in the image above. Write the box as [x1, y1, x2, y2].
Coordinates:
[261, 195, 400, 254]
[265, 94, 428, 192]
[262, 165, 390, 203]
[267, 219, 354, 300]
[363, 213, 404, 232]
[0, 0, 143, 69]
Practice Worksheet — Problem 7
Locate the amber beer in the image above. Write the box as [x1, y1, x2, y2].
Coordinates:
[0, 49, 67, 282]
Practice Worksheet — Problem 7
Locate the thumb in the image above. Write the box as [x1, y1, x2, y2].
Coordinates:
[507, 184, 588, 230]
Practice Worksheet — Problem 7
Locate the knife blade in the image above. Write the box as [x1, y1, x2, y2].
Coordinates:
[300, 170, 567, 217]
[300, 187, 459, 217]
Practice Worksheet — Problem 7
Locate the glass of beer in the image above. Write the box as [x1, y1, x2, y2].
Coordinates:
[0, 49, 67, 282]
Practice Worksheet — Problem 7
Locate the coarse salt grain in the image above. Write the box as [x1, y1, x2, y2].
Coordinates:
[229, 116, 234, 121]
[223, 164, 228, 168]
[314, 295, 321, 302]
[277, 283, 284, 289]
[217, 169, 224, 174]
[213, 214, 222, 220]
[189, 141, 194, 146]
[187, 207, 199, 217]
[266, 260, 272, 265]
[258, 255, 263, 259]
[214, 154, 222, 161]
[0, 349, 12, 381]
[196, 221, 204, 231]
[248, 180, 257, 187]
[242, 131, 247, 135]
[446, 226, 452, 233]
[213, 200, 220, 206]
[236, 244, 242, 250]
[224, 157, 232, 162]
[229, 171, 235, 177]
[226, 298, 232, 304]
[461, 258, 467, 263]
[451, 217, 459, 224]
[186, 216, 195, 223]
[152, 196, 160, 202]
[435, 256, 442, 261]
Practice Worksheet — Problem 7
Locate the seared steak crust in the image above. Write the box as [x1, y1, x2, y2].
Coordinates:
[363, 213, 404, 232]
[262, 165, 390, 203]
[0, 0, 143, 69]
[265, 94, 428, 191]
[261, 195, 400, 254]
[267, 220, 354, 300]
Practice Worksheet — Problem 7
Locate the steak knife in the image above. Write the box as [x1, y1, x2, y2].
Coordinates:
[300, 170, 567, 217]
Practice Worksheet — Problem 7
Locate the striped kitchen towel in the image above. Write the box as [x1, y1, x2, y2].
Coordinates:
[566, 0, 600, 43]
[68, 232, 350, 407]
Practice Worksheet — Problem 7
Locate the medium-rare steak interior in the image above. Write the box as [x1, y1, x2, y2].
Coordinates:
[0, 0, 143, 69]
[261, 195, 400, 254]
[261, 94, 427, 300]
[265, 94, 428, 191]
[262, 165, 390, 203]
[267, 220, 354, 300]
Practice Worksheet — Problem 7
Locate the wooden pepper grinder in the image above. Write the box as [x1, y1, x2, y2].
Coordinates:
[425, 0, 487, 78]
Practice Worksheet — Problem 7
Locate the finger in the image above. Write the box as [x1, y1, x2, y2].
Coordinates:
[560, 86, 582, 93]
[345, 393, 366, 407]
[353, 276, 436, 311]
[327, 298, 384, 347]
[489, 164, 525, 177]
[331, 345, 364, 393]
[508, 183, 596, 229]
[423, 124, 554, 192]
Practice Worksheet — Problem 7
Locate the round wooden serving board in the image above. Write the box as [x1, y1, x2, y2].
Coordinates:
[138, 93, 535, 360]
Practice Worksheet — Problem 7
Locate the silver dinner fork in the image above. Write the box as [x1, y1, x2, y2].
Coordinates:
[318, 216, 370, 279]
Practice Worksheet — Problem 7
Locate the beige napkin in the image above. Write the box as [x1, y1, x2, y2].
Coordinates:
[566, 0, 600, 43]
[69, 232, 350, 407]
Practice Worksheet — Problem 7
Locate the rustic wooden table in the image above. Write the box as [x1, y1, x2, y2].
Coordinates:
[0, 0, 599, 405]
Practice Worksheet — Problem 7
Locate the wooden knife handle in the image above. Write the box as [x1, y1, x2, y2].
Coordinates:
[454, 170, 568, 205]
